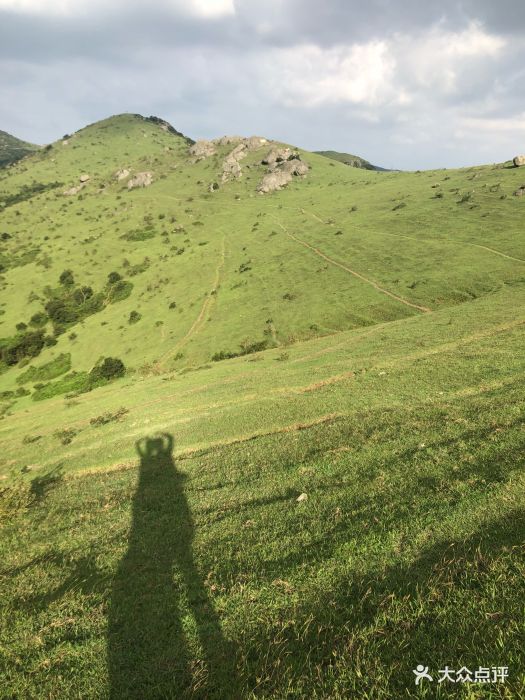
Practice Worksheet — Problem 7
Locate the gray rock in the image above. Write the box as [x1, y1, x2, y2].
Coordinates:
[189, 140, 216, 160]
[127, 171, 153, 189]
[221, 143, 248, 182]
[212, 135, 243, 146]
[262, 147, 297, 166]
[513, 155, 525, 167]
[256, 154, 309, 193]
[115, 168, 130, 181]
[63, 183, 85, 196]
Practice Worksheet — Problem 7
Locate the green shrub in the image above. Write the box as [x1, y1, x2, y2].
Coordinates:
[32, 372, 90, 401]
[17, 353, 72, 384]
[108, 271, 122, 284]
[128, 310, 141, 324]
[59, 269, 75, 286]
[120, 229, 156, 242]
[29, 312, 48, 327]
[0, 330, 46, 366]
[89, 357, 126, 384]
[89, 407, 128, 427]
[107, 280, 133, 303]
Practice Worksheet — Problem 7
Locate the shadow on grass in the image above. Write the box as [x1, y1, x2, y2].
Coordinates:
[107, 433, 236, 699]
[239, 508, 525, 698]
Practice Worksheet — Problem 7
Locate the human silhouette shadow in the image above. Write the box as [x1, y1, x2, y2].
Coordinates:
[107, 434, 236, 699]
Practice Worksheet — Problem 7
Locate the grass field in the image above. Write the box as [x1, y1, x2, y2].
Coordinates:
[1, 114, 524, 698]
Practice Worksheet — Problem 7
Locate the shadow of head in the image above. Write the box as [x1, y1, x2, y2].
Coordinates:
[136, 433, 174, 461]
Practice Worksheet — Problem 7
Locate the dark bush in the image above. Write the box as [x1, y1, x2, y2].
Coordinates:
[0, 330, 46, 366]
[29, 312, 48, 327]
[59, 269, 75, 286]
[89, 357, 126, 384]
[108, 271, 122, 284]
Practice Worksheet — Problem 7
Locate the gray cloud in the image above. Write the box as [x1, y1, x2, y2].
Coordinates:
[0, 0, 524, 168]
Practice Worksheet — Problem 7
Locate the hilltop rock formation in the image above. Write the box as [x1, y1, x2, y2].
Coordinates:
[220, 137, 269, 183]
[221, 143, 247, 182]
[257, 149, 309, 194]
[189, 140, 216, 161]
[127, 172, 153, 189]
[261, 147, 296, 166]
[513, 155, 525, 167]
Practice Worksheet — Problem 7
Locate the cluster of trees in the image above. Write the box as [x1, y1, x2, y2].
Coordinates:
[0, 269, 132, 368]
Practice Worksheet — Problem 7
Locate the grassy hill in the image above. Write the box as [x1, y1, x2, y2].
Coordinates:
[314, 149, 386, 171]
[0, 129, 39, 169]
[0, 113, 524, 698]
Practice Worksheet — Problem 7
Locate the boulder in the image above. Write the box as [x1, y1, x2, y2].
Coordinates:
[513, 155, 525, 167]
[221, 143, 248, 182]
[127, 172, 153, 189]
[244, 136, 269, 150]
[189, 140, 216, 160]
[514, 186, 525, 197]
[261, 147, 297, 166]
[63, 183, 85, 196]
[79, 174, 90, 183]
[115, 168, 130, 181]
[256, 155, 309, 194]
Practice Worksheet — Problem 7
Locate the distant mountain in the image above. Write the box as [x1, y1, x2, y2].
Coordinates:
[314, 149, 388, 171]
[0, 129, 39, 168]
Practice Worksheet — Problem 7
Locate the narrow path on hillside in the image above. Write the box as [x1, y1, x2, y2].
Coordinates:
[270, 214, 431, 313]
[155, 234, 226, 368]
[297, 207, 525, 264]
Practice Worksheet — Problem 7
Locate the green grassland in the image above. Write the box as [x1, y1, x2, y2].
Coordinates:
[0, 114, 524, 698]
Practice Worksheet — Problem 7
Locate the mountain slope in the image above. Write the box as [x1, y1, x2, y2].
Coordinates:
[1, 112, 524, 397]
[0, 129, 39, 168]
[0, 113, 524, 698]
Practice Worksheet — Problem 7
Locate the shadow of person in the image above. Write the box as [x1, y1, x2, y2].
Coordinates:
[107, 433, 236, 699]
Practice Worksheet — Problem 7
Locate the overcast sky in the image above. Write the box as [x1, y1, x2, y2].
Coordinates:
[1, 0, 524, 169]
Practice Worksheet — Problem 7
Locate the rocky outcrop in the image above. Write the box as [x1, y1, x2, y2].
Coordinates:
[63, 184, 85, 196]
[221, 143, 248, 182]
[256, 150, 309, 194]
[220, 137, 270, 183]
[115, 168, 130, 181]
[189, 140, 216, 161]
[261, 147, 297, 166]
[213, 136, 243, 147]
[513, 155, 525, 167]
[514, 185, 525, 197]
[127, 171, 153, 189]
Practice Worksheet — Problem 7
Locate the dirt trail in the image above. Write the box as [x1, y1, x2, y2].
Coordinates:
[298, 206, 525, 264]
[270, 215, 431, 313]
[156, 235, 226, 368]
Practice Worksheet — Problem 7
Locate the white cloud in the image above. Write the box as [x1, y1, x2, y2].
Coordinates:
[264, 41, 396, 108]
[188, 0, 235, 18]
[0, 0, 235, 17]
[461, 114, 525, 132]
